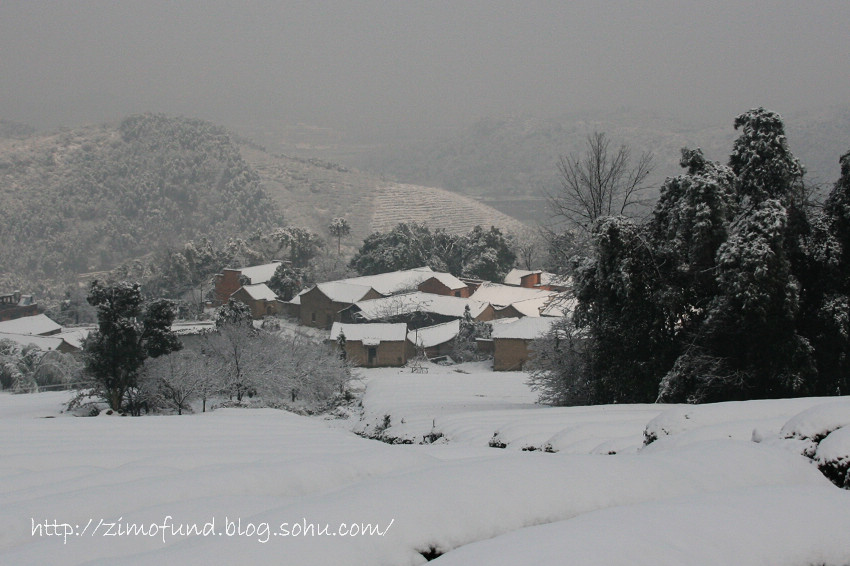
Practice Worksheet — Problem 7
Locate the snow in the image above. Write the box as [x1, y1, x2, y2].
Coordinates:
[470, 281, 558, 308]
[408, 320, 460, 349]
[779, 399, 850, 440]
[0, 314, 62, 336]
[0, 332, 66, 351]
[336, 266, 437, 296]
[238, 283, 277, 301]
[816, 425, 850, 469]
[2, 364, 849, 565]
[491, 316, 559, 340]
[314, 281, 375, 304]
[237, 261, 283, 285]
[329, 322, 407, 344]
[423, 273, 467, 291]
[352, 291, 489, 321]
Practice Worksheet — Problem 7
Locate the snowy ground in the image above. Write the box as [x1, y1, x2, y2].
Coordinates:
[1, 362, 849, 565]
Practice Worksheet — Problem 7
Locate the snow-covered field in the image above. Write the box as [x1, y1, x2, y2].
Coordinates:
[1, 362, 849, 565]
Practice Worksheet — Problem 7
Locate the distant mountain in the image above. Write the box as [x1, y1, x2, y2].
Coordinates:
[356, 106, 850, 221]
[0, 114, 524, 295]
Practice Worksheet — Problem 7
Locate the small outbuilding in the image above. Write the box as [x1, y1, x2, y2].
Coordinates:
[330, 322, 412, 367]
[491, 317, 560, 371]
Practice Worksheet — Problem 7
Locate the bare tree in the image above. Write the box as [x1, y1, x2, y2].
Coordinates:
[548, 132, 654, 235]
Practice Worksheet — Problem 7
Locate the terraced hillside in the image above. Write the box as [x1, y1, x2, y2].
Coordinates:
[240, 146, 529, 250]
[370, 184, 527, 235]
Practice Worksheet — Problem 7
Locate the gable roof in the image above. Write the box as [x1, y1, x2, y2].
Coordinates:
[422, 272, 467, 291]
[504, 268, 541, 286]
[237, 283, 278, 301]
[491, 316, 560, 340]
[351, 291, 489, 321]
[408, 319, 461, 349]
[315, 281, 377, 304]
[330, 322, 408, 346]
[335, 266, 438, 296]
[470, 282, 558, 310]
[0, 313, 62, 336]
[0, 332, 67, 351]
[238, 261, 283, 285]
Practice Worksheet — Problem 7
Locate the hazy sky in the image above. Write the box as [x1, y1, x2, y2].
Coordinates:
[2, 1, 848, 140]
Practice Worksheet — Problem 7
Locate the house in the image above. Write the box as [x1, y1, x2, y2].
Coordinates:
[0, 313, 62, 337]
[407, 319, 461, 358]
[417, 273, 470, 298]
[299, 267, 457, 329]
[470, 282, 562, 318]
[212, 261, 284, 305]
[0, 291, 39, 322]
[0, 314, 84, 354]
[504, 269, 571, 292]
[491, 316, 560, 371]
[231, 283, 285, 319]
[341, 291, 494, 328]
[330, 322, 412, 367]
[300, 282, 383, 329]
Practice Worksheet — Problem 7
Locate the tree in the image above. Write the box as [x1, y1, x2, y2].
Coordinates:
[547, 132, 654, 237]
[349, 222, 436, 275]
[140, 349, 218, 414]
[268, 263, 303, 301]
[526, 318, 594, 406]
[349, 223, 516, 280]
[328, 218, 351, 255]
[82, 281, 182, 412]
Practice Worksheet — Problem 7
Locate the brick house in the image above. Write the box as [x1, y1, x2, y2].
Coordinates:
[213, 261, 284, 306]
[330, 322, 413, 367]
[417, 273, 470, 298]
[300, 282, 382, 329]
[341, 291, 495, 328]
[491, 317, 559, 371]
[407, 319, 461, 358]
[299, 267, 458, 330]
[231, 284, 285, 319]
[504, 269, 570, 292]
[0, 292, 38, 322]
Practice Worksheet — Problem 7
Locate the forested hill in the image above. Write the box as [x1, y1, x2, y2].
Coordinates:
[0, 113, 526, 297]
[0, 114, 284, 285]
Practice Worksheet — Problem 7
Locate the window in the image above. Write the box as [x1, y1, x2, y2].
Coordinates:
[311, 312, 316, 323]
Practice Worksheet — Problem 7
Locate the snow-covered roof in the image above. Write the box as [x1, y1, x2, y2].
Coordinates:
[470, 282, 558, 309]
[316, 282, 376, 304]
[336, 267, 437, 296]
[408, 319, 461, 349]
[170, 321, 216, 336]
[423, 272, 468, 291]
[352, 291, 489, 321]
[237, 261, 283, 285]
[504, 269, 541, 286]
[330, 322, 408, 345]
[491, 317, 560, 340]
[238, 283, 278, 301]
[55, 326, 94, 349]
[0, 332, 66, 351]
[0, 314, 62, 336]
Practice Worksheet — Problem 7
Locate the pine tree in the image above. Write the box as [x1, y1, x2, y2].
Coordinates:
[83, 281, 181, 412]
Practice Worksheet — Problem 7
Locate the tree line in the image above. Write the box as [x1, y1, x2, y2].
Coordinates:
[531, 108, 850, 405]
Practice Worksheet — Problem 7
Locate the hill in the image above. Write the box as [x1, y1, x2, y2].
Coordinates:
[354, 106, 850, 222]
[241, 143, 526, 247]
[0, 114, 526, 296]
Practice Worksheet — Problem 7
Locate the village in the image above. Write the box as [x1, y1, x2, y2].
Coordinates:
[0, 260, 573, 385]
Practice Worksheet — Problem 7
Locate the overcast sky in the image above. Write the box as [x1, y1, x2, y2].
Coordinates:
[2, 1, 848, 140]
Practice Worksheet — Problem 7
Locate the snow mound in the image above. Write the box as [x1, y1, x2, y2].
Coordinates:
[430, 485, 850, 566]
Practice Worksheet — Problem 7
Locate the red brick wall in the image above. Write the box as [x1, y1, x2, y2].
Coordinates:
[418, 277, 470, 298]
[213, 269, 242, 305]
